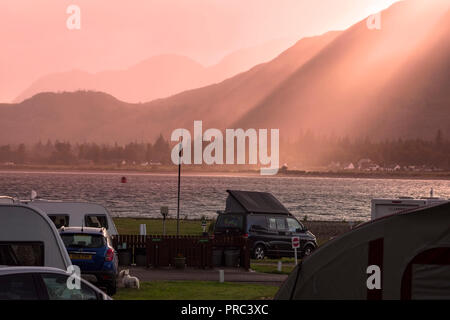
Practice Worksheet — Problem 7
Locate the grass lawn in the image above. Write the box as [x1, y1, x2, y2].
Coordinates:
[114, 281, 278, 300]
[251, 257, 297, 264]
[113, 217, 211, 235]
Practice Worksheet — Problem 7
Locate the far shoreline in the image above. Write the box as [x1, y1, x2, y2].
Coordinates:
[1, 165, 450, 181]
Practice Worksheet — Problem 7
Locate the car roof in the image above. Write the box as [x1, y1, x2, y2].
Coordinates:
[0, 266, 68, 275]
[59, 226, 106, 235]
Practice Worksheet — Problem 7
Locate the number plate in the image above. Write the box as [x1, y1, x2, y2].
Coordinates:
[70, 253, 92, 260]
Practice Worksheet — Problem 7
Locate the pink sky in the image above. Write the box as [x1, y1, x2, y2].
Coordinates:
[0, 0, 400, 102]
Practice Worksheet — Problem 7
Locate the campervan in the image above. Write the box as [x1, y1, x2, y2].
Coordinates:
[371, 197, 448, 220]
[0, 204, 72, 270]
[23, 200, 119, 236]
[214, 190, 317, 259]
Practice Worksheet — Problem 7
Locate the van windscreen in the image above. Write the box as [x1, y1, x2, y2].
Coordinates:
[215, 215, 244, 231]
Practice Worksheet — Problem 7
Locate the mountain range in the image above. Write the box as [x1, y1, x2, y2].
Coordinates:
[0, 0, 448, 146]
[13, 39, 295, 104]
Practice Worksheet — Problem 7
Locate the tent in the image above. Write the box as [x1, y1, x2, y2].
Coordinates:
[275, 202, 450, 300]
[224, 190, 290, 215]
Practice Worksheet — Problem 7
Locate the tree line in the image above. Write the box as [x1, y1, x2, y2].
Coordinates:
[0, 135, 172, 165]
[0, 130, 449, 170]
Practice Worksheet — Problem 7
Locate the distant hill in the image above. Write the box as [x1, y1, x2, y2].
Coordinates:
[13, 39, 294, 104]
[233, 0, 450, 140]
[1, 0, 448, 146]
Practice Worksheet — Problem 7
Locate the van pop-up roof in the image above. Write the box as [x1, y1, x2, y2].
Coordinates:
[224, 190, 291, 215]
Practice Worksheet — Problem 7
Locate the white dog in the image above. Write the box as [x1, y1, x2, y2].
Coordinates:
[118, 269, 140, 289]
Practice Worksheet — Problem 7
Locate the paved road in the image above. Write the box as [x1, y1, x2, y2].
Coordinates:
[121, 266, 288, 287]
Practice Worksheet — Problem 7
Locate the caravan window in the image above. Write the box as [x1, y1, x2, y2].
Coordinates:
[48, 214, 70, 228]
[84, 214, 108, 229]
[0, 242, 44, 266]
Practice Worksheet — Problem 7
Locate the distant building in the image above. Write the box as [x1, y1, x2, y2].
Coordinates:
[344, 163, 355, 170]
[357, 158, 380, 171]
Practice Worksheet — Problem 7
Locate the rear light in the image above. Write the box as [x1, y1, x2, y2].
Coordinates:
[243, 233, 249, 239]
[105, 248, 114, 262]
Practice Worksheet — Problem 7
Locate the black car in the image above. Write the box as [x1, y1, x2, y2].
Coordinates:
[214, 190, 317, 260]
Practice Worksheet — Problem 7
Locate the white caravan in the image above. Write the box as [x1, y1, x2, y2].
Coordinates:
[371, 196, 448, 220]
[0, 204, 72, 270]
[23, 200, 119, 236]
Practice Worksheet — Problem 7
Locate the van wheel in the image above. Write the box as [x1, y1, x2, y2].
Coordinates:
[302, 245, 315, 258]
[253, 245, 266, 260]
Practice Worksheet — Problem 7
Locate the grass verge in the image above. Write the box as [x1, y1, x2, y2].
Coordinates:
[113, 217, 210, 235]
[250, 264, 295, 275]
[114, 281, 278, 300]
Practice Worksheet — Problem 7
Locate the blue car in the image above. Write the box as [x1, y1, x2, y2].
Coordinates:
[59, 227, 118, 295]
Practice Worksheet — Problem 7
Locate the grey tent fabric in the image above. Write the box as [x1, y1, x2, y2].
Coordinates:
[225, 190, 290, 214]
[411, 264, 450, 299]
[275, 202, 450, 300]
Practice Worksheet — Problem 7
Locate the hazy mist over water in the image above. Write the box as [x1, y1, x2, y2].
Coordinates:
[1, 171, 449, 221]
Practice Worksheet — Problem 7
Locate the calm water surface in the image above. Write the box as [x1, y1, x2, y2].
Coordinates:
[1, 171, 449, 221]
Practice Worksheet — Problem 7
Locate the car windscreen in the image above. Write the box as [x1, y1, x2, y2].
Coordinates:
[0, 242, 44, 266]
[215, 214, 244, 231]
[61, 233, 106, 249]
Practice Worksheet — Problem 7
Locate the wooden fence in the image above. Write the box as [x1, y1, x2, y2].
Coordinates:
[112, 234, 251, 270]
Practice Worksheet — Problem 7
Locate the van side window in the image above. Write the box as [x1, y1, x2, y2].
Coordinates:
[268, 218, 277, 230]
[84, 215, 108, 229]
[247, 216, 267, 231]
[286, 218, 302, 232]
[268, 217, 287, 231]
[276, 218, 287, 230]
[0, 242, 44, 266]
[48, 214, 70, 228]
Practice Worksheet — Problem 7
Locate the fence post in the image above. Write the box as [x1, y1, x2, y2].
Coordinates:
[242, 238, 250, 271]
[146, 237, 151, 268]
